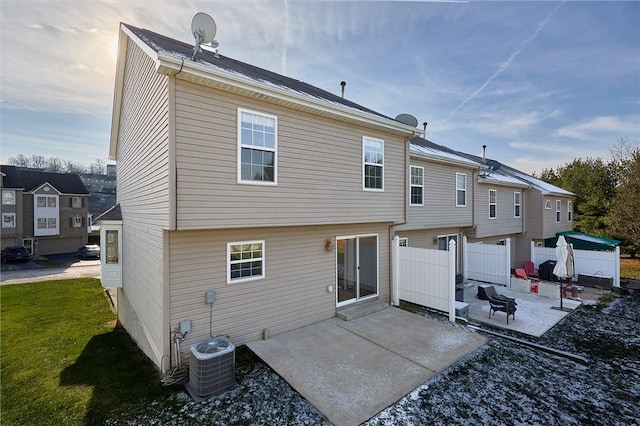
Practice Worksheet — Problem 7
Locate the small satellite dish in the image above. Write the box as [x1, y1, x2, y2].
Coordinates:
[191, 12, 217, 60]
[486, 159, 501, 172]
[395, 113, 419, 128]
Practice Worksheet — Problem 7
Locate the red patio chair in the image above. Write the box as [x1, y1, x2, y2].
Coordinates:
[524, 261, 539, 279]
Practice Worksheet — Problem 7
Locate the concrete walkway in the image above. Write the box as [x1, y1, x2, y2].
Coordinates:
[248, 306, 487, 426]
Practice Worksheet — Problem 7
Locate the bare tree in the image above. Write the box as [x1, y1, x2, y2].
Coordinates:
[45, 157, 63, 172]
[30, 155, 46, 169]
[89, 159, 106, 174]
[8, 154, 31, 167]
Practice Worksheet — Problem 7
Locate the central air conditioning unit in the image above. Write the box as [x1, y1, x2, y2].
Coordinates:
[187, 336, 235, 397]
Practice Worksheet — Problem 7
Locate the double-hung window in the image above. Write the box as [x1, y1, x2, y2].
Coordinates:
[238, 109, 277, 184]
[2, 213, 16, 228]
[228, 240, 265, 284]
[489, 189, 497, 219]
[514, 192, 521, 218]
[2, 190, 15, 205]
[410, 166, 424, 206]
[70, 197, 84, 208]
[363, 137, 384, 191]
[456, 173, 467, 207]
[556, 200, 561, 223]
[567, 200, 573, 222]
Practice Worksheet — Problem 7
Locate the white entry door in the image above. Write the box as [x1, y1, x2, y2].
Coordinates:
[336, 235, 378, 306]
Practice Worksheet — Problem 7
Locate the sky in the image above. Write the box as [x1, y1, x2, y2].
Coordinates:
[1, 1, 639, 175]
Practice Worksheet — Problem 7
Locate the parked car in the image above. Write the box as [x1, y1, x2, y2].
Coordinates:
[77, 244, 100, 259]
[1, 246, 30, 263]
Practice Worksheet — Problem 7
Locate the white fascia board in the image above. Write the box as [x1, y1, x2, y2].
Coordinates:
[477, 177, 529, 189]
[154, 53, 419, 137]
[28, 182, 62, 195]
[411, 151, 480, 169]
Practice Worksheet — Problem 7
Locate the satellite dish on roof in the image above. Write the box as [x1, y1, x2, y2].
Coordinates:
[191, 12, 218, 60]
[486, 159, 501, 172]
[395, 113, 419, 128]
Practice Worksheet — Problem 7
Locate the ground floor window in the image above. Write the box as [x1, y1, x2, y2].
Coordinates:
[228, 240, 264, 283]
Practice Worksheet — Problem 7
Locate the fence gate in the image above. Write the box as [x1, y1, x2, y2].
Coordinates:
[392, 237, 456, 322]
[463, 236, 511, 286]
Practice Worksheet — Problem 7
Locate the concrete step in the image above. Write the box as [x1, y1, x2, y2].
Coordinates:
[336, 299, 389, 321]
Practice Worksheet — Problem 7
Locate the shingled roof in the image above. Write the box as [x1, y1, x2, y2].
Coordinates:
[0, 166, 89, 195]
[122, 23, 396, 122]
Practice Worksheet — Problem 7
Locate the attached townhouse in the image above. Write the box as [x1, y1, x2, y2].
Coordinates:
[393, 138, 575, 271]
[104, 23, 420, 369]
[1, 165, 90, 255]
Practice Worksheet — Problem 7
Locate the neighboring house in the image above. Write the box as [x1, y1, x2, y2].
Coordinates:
[393, 138, 574, 270]
[394, 137, 479, 273]
[0, 165, 90, 255]
[103, 23, 420, 369]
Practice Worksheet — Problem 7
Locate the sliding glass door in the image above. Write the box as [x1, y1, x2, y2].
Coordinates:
[336, 235, 378, 306]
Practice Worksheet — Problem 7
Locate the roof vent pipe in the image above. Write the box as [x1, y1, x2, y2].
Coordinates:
[340, 81, 346, 98]
[423, 122, 428, 133]
[482, 144, 487, 161]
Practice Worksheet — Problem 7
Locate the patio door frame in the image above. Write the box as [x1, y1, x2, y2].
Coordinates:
[335, 233, 379, 307]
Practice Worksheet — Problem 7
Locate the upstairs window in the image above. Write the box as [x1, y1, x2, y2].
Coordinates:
[556, 200, 561, 223]
[238, 109, 277, 184]
[70, 197, 84, 208]
[489, 189, 497, 219]
[456, 173, 466, 207]
[410, 166, 424, 206]
[514, 192, 521, 218]
[363, 137, 384, 191]
[70, 216, 85, 228]
[2, 190, 15, 205]
[567, 200, 573, 222]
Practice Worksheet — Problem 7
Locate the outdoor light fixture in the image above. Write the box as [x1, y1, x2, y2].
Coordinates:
[325, 238, 334, 252]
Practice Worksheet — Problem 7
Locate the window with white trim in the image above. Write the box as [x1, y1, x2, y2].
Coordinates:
[456, 173, 466, 207]
[363, 137, 384, 190]
[410, 166, 424, 206]
[238, 109, 277, 184]
[545, 199, 552, 209]
[489, 189, 497, 219]
[398, 237, 408, 247]
[34, 194, 59, 236]
[228, 240, 265, 283]
[567, 200, 573, 222]
[514, 192, 521, 218]
[71, 197, 84, 208]
[70, 216, 84, 228]
[2, 213, 16, 228]
[556, 200, 561, 223]
[2, 190, 15, 205]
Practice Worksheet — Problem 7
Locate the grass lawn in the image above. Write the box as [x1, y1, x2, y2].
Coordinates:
[621, 257, 640, 280]
[1, 279, 172, 425]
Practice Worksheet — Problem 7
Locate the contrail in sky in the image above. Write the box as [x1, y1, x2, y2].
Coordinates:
[440, 2, 564, 127]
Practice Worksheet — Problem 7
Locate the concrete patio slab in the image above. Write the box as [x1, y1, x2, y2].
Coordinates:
[463, 282, 582, 337]
[247, 306, 487, 426]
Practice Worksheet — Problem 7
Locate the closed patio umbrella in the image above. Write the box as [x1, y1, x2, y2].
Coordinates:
[552, 235, 573, 311]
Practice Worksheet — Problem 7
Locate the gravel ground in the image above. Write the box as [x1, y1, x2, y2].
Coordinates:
[108, 289, 640, 425]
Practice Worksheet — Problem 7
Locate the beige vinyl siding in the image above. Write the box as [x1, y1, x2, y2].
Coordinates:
[399, 159, 473, 230]
[115, 38, 170, 366]
[395, 227, 462, 250]
[173, 80, 406, 229]
[473, 185, 524, 238]
[525, 190, 544, 238]
[543, 196, 573, 238]
[168, 222, 391, 360]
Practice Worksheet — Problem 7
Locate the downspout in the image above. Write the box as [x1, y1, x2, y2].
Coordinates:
[389, 134, 413, 306]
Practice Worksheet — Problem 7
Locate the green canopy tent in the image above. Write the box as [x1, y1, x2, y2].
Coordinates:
[544, 231, 621, 251]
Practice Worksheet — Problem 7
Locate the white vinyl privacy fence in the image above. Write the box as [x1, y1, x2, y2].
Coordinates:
[463, 237, 511, 286]
[531, 242, 620, 287]
[391, 237, 457, 322]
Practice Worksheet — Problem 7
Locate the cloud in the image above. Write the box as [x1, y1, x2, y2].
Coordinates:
[440, 1, 564, 127]
[555, 116, 640, 141]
